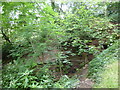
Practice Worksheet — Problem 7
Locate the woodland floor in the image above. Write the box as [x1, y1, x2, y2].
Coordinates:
[3, 47, 95, 88]
[37, 48, 95, 88]
[3, 34, 119, 88]
[75, 64, 94, 88]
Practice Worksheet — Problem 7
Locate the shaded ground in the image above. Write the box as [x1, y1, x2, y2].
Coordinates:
[2, 43, 96, 88]
[33, 45, 95, 88]
[75, 64, 94, 88]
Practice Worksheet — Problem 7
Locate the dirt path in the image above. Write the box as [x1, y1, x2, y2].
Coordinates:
[76, 64, 94, 88]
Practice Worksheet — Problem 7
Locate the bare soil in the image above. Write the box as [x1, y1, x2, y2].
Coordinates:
[75, 64, 94, 88]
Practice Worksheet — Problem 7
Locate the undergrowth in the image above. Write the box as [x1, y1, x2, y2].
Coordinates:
[88, 40, 119, 87]
[94, 60, 118, 88]
[1, 2, 119, 88]
[2, 58, 79, 88]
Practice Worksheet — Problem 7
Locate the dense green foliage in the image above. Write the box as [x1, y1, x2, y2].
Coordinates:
[3, 58, 78, 88]
[1, 1, 119, 88]
[107, 2, 120, 23]
[88, 41, 119, 84]
[93, 60, 118, 88]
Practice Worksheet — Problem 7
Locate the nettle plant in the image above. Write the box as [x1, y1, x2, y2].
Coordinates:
[89, 17, 119, 45]
[60, 8, 99, 55]
[2, 2, 63, 60]
[60, 4, 118, 56]
[71, 37, 99, 55]
[54, 52, 72, 75]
